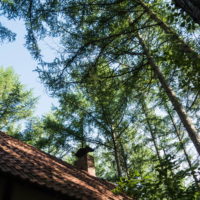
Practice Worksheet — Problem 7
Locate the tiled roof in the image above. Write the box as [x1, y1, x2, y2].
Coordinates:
[0, 131, 132, 200]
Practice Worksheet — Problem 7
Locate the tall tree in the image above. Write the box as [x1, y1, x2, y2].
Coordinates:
[0, 67, 37, 132]
[50, 62, 136, 178]
[22, 0, 199, 155]
[136, 33, 200, 155]
[0, 1, 199, 197]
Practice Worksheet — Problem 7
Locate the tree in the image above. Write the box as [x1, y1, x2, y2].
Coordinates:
[114, 157, 200, 200]
[19, 0, 199, 155]
[0, 1, 199, 197]
[49, 63, 135, 178]
[136, 33, 200, 155]
[172, 0, 200, 24]
[113, 96, 200, 199]
[0, 67, 37, 132]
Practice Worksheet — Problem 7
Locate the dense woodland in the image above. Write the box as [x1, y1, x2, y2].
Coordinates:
[0, 0, 200, 199]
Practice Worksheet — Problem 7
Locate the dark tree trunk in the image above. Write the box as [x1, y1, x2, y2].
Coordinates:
[173, 0, 200, 24]
[119, 141, 129, 177]
[111, 132, 122, 177]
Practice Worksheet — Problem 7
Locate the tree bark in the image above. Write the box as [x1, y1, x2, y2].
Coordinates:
[111, 132, 122, 177]
[119, 141, 129, 177]
[137, 34, 200, 156]
[173, 0, 200, 24]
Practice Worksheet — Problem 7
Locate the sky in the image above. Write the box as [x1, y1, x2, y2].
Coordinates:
[0, 17, 57, 116]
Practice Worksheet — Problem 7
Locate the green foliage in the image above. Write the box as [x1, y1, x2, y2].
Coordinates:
[114, 156, 200, 200]
[0, 1, 200, 199]
[0, 67, 37, 132]
[17, 113, 74, 157]
[0, 22, 16, 43]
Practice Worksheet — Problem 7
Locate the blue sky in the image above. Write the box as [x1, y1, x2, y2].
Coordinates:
[0, 17, 57, 116]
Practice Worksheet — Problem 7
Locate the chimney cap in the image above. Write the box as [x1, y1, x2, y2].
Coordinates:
[75, 146, 94, 158]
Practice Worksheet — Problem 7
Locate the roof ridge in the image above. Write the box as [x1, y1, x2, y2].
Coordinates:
[0, 131, 115, 188]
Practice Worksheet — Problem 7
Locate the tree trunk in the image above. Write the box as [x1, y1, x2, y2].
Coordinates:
[173, 0, 200, 24]
[111, 132, 122, 177]
[137, 34, 200, 156]
[119, 141, 129, 177]
[142, 102, 163, 163]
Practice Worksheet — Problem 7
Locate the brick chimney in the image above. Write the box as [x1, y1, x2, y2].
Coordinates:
[74, 146, 96, 176]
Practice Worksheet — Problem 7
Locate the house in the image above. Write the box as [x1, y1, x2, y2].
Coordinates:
[0, 131, 132, 200]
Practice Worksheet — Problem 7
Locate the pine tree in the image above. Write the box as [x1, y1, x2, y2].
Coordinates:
[0, 67, 37, 133]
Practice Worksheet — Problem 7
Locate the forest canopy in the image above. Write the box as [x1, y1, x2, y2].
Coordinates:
[0, 0, 200, 199]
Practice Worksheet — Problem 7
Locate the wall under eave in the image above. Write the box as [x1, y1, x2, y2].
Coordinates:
[0, 171, 75, 200]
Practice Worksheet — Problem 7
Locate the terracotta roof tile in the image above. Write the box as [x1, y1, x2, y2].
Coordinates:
[0, 131, 132, 200]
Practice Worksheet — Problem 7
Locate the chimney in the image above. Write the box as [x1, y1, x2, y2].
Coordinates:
[74, 146, 96, 176]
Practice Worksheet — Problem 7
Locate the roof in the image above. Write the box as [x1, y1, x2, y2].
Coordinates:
[0, 131, 132, 200]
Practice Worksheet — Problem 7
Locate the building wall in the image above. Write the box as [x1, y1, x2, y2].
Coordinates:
[0, 172, 74, 200]
[12, 183, 61, 200]
[0, 176, 5, 198]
